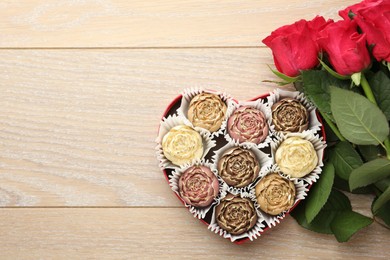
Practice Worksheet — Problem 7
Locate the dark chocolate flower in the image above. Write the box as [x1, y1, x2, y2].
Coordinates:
[188, 93, 227, 132]
[227, 106, 269, 144]
[255, 173, 296, 215]
[217, 147, 259, 188]
[271, 98, 309, 133]
[179, 166, 219, 208]
[216, 194, 258, 235]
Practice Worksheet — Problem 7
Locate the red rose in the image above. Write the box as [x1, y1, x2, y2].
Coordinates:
[262, 16, 331, 77]
[339, 0, 387, 20]
[317, 20, 371, 75]
[340, 0, 390, 61]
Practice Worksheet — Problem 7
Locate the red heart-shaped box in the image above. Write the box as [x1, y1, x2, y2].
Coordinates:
[157, 90, 326, 244]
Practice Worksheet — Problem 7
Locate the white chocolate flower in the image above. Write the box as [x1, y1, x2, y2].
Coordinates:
[162, 125, 203, 166]
[275, 137, 318, 178]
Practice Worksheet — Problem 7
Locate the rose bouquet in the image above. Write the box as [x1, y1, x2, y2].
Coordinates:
[263, 0, 390, 242]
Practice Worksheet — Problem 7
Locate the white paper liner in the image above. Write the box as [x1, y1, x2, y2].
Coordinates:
[177, 87, 238, 138]
[249, 164, 309, 228]
[208, 191, 266, 242]
[169, 159, 225, 219]
[212, 141, 273, 192]
[270, 131, 326, 185]
[155, 115, 216, 170]
[224, 99, 274, 149]
[267, 88, 322, 135]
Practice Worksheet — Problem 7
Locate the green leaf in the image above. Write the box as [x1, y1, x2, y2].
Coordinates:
[305, 163, 335, 223]
[368, 71, 390, 120]
[322, 189, 352, 211]
[319, 59, 351, 80]
[329, 142, 363, 180]
[349, 158, 390, 190]
[358, 145, 381, 162]
[373, 200, 390, 227]
[330, 87, 389, 145]
[267, 65, 299, 83]
[291, 189, 351, 234]
[375, 177, 390, 192]
[372, 186, 390, 214]
[291, 203, 334, 234]
[333, 175, 373, 194]
[323, 118, 340, 143]
[330, 211, 373, 242]
[301, 70, 349, 119]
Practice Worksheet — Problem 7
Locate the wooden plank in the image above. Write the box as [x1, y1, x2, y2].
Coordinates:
[0, 48, 285, 206]
[0, 0, 357, 48]
[0, 208, 388, 259]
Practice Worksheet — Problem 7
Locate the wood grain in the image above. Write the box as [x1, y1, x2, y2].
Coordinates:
[0, 48, 283, 206]
[0, 0, 357, 48]
[1, 1, 389, 257]
[0, 208, 388, 260]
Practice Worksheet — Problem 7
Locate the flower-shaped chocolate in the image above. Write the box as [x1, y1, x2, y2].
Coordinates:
[179, 166, 219, 208]
[271, 98, 309, 133]
[227, 106, 269, 144]
[162, 125, 203, 166]
[275, 137, 318, 178]
[216, 194, 258, 235]
[188, 93, 227, 132]
[217, 147, 259, 188]
[255, 173, 296, 215]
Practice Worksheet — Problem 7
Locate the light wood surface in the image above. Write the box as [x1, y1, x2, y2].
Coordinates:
[0, 209, 388, 260]
[0, 1, 389, 259]
[1, 0, 357, 47]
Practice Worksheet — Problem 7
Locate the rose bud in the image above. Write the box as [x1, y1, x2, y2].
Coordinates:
[162, 125, 203, 166]
[188, 93, 227, 132]
[275, 137, 318, 178]
[179, 166, 219, 208]
[216, 194, 258, 235]
[271, 98, 309, 133]
[255, 173, 296, 215]
[227, 106, 269, 144]
[217, 147, 260, 188]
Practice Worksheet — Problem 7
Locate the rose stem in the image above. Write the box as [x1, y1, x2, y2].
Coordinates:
[384, 139, 390, 160]
[319, 110, 346, 142]
[361, 73, 390, 159]
[360, 73, 377, 105]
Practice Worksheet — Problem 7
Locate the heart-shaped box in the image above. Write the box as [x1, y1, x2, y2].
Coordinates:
[156, 88, 326, 244]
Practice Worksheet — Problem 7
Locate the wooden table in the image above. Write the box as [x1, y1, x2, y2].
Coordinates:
[0, 1, 389, 259]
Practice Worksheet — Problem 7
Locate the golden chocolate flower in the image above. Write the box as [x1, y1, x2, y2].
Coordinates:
[275, 137, 318, 178]
[216, 194, 258, 235]
[217, 147, 259, 188]
[179, 166, 219, 208]
[255, 173, 296, 215]
[227, 106, 269, 144]
[162, 125, 203, 166]
[271, 98, 309, 133]
[187, 93, 227, 132]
